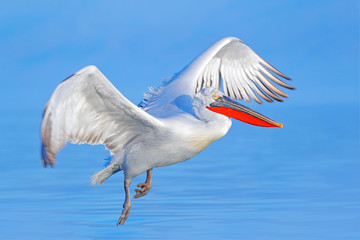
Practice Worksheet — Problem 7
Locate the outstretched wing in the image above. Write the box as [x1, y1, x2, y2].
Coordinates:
[194, 37, 294, 103]
[140, 37, 293, 116]
[41, 65, 163, 167]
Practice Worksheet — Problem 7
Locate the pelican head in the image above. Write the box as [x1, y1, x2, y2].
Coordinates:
[194, 87, 283, 128]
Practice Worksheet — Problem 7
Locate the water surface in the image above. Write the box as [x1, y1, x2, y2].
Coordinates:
[0, 104, 359, 239]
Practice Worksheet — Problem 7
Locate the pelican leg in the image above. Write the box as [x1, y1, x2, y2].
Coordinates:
[117, 180, 132, 225]
[134, 169, 152, 199]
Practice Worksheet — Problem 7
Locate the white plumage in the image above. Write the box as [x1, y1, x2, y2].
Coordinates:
[41, 37, 293, 225]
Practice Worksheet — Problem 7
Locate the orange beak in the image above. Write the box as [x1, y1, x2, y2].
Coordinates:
[206, 96, 283, 128]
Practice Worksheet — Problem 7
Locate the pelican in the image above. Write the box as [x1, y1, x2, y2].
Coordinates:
[41, 37, 293, 225]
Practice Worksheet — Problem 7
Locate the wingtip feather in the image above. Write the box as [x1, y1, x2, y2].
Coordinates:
[41, 144, 57, 168]
[259, 57, 292, 80]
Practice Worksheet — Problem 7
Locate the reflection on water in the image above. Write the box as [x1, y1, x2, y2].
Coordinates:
[0, 104, 359, 239]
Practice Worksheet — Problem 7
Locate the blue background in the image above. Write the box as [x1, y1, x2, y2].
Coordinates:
[0, 1, 359, 239]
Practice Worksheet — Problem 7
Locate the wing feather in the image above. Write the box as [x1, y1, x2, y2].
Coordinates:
[232, 67, 244, 101]
[242, 68, 272, 103]
[253, 72, 283, 102]
[259, 57, 291, 80]
[41, 65, 163, 167]
[237, 67, 261, 104]
[212, 58, 221, 90]
[220, 64, 230, 97]
[258, 64, 295, 90]
[195, 37, 293, 103]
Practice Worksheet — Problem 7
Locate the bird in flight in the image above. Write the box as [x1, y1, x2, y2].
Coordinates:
[41, 37, 293, 225]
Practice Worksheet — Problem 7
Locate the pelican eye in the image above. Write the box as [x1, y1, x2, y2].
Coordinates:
[212, 94, 219, 100]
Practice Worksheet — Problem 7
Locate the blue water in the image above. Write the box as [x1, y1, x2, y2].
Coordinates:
[0, 103, 359, 239]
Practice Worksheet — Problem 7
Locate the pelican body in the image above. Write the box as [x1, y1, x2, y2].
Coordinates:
[41, 37, 293, 225]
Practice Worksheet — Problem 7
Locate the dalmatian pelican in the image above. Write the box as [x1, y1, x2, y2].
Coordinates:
[41, 37, 293, 225]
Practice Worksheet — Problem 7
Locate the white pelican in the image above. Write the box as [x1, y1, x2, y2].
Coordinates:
[41, 37, 293, 225]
